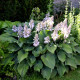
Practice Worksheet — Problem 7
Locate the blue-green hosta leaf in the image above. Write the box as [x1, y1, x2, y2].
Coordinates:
[46, 44, 57, 54]
[41, 67, 52, 80]
[8, 43, 20, 52]
[57, 51, 66, 62]
[18, 50, 28, 63]
[62, 44, 72, 53]
[34, 60, 43, 72]
[17, 61, 29, 77]
[65, 57, 77, 68]
[57, 64, 66, 76]
[41, 53, 55, 69]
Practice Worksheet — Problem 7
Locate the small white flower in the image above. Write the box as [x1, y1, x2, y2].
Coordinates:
[44, 36, 50, 44]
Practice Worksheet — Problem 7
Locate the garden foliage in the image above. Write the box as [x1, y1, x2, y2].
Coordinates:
[0, 13, 80, 80]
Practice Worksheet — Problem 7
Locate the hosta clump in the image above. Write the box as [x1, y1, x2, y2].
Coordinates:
[0, 16, 80, 80]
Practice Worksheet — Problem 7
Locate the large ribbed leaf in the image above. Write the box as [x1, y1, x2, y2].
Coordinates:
[34, 60, 43, 72]
[17, 61, 29, 77]
[41, 67, 52, 80]
[18, 50, 28, 63]
[41, 53, 55, 69]
[57, 64, 66, 76]
[57, 51, 66, 62]
[46, 44, 57, 54]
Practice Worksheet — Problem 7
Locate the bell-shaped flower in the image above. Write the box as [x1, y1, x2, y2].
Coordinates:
[44, 36, 50, 44]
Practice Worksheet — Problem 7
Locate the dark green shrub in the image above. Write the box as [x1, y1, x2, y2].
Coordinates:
[0, 0, 50, 22]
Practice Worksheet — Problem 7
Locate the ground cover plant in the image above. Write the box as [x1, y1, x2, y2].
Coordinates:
[0, 13, 80, 80]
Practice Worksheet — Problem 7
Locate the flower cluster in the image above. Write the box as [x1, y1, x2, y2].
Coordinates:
[36, 14, 54, 32]
[12, 15, 71, 47]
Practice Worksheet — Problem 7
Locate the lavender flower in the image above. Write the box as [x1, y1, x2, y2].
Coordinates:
[23, 25, 31, 38]
[45, 16, 54, 31]
[44, 36, 50, 44]
[43, 13, 50, 21]
[33, 34, 39, 47]
[17, 25, 23, 38]
[51, 31, 59, 41]
[29, 19, 34, 29]
[12, 25, 18, 32]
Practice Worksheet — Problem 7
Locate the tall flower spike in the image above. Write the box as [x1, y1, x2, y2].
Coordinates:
[29, 19, 34, 29]
[12, 25, 18, 32]
[23, 25, 31, 38]
[44, 36, 50, 44]
[17, 25, 23, 38]
[51, 31, 59, 41]
[36, 22, 42, 32]
[33, 34, 39, 47]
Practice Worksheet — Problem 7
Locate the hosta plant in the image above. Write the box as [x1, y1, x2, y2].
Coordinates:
[0, 15, 80, 80]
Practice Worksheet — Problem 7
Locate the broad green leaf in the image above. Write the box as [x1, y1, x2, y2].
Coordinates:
[18, 50, 28, 63]
[65, 57, 77, 68]
[41, 67, 52, 80]
[75, 55, 80, 65]
[57, 64, 66, 76]
[57, 51, 66, 62]
[32, 46, 43, 57]
[75, 47, 80, 53]
[23, 46, 34, 51]
[41, 53, 55, 69]
[28, 55, 36, 67]
[39, 30, 46, 43]
[0, 33, 17, 43]
[17, 61, 29, 77]
[50, 69, 57, 79]
[62, 44, 72, 53]
[46, 44, 57, 54]
[34, 60, 43, 72]
[8, 43, 20, 52]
